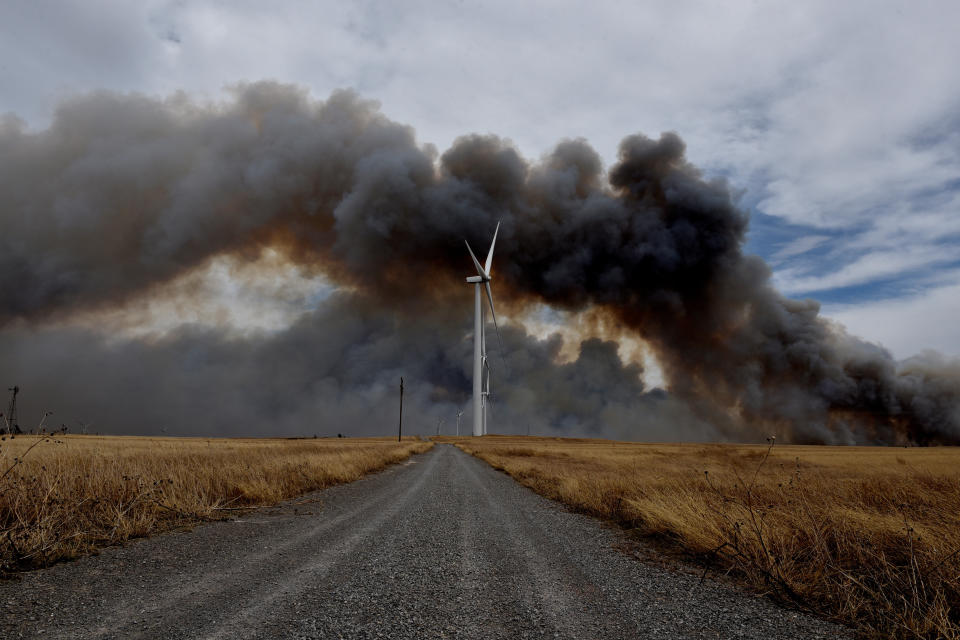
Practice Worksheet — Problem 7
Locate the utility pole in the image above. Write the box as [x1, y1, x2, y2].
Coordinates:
[5, 386, 19, 435]
[397, 377, 404, 442]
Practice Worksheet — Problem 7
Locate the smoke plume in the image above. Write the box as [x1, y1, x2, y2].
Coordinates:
[1, 83, 957, 443]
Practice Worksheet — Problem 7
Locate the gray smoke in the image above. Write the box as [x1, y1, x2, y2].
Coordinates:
[0, 292, 704, 439]
[1, 83, 957, 443]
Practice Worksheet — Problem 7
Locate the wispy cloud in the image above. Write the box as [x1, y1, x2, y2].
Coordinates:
[773, 245, 960, 297]
[823, 275, 960, 359]
[770, 234, 832, 263]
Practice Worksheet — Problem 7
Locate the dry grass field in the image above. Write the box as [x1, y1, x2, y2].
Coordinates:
[0, 433, 431, 574]
[446, 435, 960, 639]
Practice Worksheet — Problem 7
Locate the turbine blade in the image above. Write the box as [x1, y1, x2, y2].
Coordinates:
[465, 240, 488, 278]
[484, 281, 509, 376]
[484, 220, 501, 275]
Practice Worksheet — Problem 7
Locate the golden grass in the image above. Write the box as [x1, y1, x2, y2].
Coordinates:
[0, 433, 431, 573]
[445, 435, 960, 639]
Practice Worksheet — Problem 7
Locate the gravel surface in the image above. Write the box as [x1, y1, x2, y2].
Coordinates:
[0, 444, 848, 639]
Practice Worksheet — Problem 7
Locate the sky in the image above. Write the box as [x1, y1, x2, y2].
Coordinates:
[1, 1, 958, 360]
[0, 0, 960, 442]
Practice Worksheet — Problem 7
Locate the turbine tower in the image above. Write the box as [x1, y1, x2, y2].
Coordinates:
[465, 222, 505, 436]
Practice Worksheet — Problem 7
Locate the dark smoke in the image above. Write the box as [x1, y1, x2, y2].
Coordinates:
[1, 83, 957, 443]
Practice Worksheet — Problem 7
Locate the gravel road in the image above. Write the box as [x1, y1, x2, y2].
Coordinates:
[0, 444, 847, 639]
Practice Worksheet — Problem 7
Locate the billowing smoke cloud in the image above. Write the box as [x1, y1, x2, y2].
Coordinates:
[1, 83, 957, 443]
[0, 293, 707, 440]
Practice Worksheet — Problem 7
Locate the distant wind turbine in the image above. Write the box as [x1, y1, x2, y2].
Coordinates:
[465, 221, 506, 436]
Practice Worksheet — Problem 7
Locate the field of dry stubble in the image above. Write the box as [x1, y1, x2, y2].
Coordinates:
[446, 435, 960, 640]
[0, 434, 431, 574]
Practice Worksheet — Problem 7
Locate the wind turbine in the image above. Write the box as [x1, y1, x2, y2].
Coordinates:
[465, 221, 506, 436]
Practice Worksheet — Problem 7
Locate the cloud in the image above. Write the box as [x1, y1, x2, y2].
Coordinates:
[773, 245, 960, 296]
[770, 234, 832, 263]
[823, 277, 960, 360]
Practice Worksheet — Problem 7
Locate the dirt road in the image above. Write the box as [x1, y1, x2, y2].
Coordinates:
[0, 444, 845, 638]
